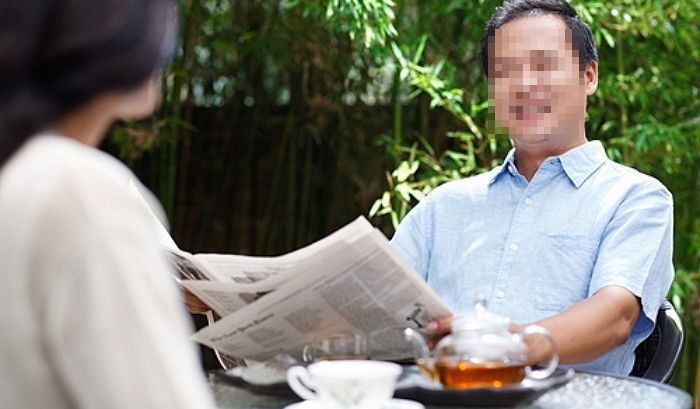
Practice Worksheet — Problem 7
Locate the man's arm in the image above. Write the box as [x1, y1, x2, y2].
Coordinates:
[524, 179, 672, 365]
[428, 285, 640, 365]
[513, 285, 640, 365]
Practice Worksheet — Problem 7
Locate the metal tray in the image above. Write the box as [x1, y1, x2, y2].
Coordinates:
[210, 365, 575, 407]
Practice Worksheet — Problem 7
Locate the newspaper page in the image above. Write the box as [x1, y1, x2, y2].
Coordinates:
[192, 228, 452, 362]
[170, 216, 374, 284]
[179, 240, 350, 317]
[174, 217, 376, 317]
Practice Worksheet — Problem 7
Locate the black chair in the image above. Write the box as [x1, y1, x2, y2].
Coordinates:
[630, 301, 684, 383]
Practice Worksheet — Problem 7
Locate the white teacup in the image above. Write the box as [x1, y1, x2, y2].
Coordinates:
[287, 360, 402, 409]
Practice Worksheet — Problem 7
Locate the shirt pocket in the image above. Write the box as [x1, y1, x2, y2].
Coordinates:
[532, 234, 599, 312]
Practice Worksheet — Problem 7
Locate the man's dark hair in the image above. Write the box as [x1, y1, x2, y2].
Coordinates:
[0, 0, 178, 167]
[481, 0, 599, 77]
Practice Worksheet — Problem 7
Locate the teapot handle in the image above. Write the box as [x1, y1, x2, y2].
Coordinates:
[519, 325, 558, 380]
[403, 328, 432, 363]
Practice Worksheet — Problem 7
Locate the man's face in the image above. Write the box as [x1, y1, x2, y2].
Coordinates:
[489, 14, 597, 148]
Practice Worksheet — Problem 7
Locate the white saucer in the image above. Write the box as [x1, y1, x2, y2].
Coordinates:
[283, 398, 425, 409]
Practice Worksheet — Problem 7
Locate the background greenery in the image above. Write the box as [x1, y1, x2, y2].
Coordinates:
[105, 0, 699, 401]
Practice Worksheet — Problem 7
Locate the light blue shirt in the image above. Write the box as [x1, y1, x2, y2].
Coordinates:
[390, 141, 674, 375]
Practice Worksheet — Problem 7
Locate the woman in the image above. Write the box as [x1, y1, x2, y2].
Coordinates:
[0, 0, 217, 408]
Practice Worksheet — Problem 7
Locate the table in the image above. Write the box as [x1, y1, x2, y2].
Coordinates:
[209, 370, 692, 409]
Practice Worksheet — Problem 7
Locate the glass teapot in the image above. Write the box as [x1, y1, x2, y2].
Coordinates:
[404, 297, 558, 389]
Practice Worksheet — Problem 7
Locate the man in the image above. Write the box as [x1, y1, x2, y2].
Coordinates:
[390, 0, 673, 375]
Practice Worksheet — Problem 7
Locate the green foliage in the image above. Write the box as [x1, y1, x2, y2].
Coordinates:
[109, 0, 699, 395]
[291, 0, 398, 48]
[108, 0, 410, 253]
[327, 0, 700, 394]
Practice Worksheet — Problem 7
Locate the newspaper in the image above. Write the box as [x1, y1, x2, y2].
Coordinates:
[175, 216, 452, 362]
[170, 214, 374, 284]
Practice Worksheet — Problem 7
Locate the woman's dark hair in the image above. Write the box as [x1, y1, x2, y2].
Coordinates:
[481, 0, 598, 77]
[0, 0, 178, 167]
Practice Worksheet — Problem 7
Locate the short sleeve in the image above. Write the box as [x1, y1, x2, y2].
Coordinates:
[389, 197, 433, 281]
[589, 179, 674, 334]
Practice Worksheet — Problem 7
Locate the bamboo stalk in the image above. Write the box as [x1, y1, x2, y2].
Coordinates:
[393, 68, 403, 146]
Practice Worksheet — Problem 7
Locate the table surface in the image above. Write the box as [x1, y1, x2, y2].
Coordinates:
[209, 370, 693, 409]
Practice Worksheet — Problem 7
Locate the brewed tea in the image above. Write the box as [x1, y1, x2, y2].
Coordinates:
[431, 359, 526, 389]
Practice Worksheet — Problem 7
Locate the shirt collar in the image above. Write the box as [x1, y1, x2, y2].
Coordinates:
[488, 148, 518, 185]
[488, 140, 608, 188]
[558, 140, 608, 188]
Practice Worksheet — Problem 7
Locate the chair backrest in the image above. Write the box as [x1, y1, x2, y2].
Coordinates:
[630, 301, 684, 383]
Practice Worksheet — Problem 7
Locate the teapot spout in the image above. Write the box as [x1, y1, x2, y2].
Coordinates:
[403, 328, 431, 363]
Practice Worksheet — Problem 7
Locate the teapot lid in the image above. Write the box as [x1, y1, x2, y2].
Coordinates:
[451, 296, 511, 332]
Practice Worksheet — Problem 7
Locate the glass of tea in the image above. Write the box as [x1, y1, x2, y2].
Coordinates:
[405, 297, 559, 389]
[302, 331, 370, 362]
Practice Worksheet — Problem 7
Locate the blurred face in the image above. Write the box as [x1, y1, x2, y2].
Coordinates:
[115, 75, 162, 120]
[489, 14, 597, 151]
[57, 75, 163, 147]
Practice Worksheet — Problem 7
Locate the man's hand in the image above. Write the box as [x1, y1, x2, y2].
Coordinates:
[425, 314, 555, 364]
[183, 288, 210, 314]
[424, 285, 640, 365]
[425, 315, 454, 348]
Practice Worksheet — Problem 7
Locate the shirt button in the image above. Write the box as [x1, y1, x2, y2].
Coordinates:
[524, 197, 532, 205]
[509, 243, 518, 251]
[496, 291, 505, 299]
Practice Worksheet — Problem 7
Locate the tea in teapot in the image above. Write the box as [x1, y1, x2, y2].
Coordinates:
[406, 297, 558, 389]
[428, 359, 526, 388]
